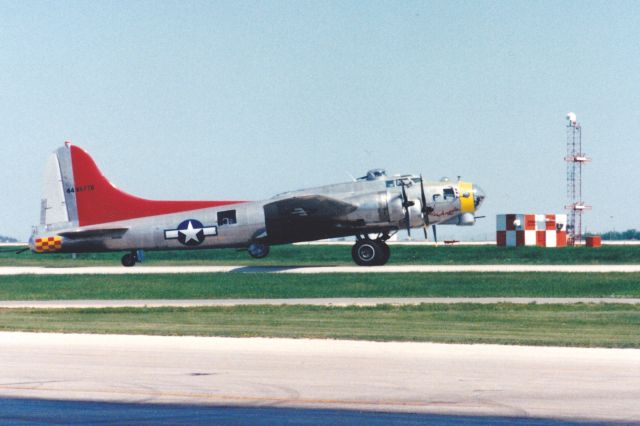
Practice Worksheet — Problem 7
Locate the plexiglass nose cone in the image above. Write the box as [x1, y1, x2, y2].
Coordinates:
[473, 184, 485, 209]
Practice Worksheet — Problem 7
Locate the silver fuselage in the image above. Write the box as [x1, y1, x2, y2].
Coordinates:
[30, 176, 482, 253]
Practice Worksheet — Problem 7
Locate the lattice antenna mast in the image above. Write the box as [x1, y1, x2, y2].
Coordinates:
[565, 113, 591, 245]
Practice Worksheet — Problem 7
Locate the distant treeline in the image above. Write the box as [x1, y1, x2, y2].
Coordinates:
[588, 229, 640, 240]
[0, 235, 18, 243]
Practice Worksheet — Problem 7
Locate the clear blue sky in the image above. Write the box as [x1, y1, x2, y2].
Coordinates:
[2, 1, 639, 241]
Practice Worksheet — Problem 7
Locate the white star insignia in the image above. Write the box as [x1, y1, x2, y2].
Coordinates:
[179, 221, 202, 243]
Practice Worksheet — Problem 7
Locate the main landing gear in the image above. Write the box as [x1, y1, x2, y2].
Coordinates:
[121, 250, 144, 267]
[247, 242, 270, 259]
[351, 235, 390, 266]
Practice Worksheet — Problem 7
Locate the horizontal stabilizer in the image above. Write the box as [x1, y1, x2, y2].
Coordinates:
[58, 227, 129, 239]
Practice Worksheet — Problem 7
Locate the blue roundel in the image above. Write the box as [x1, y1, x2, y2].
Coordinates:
[177, 219, 205, 246]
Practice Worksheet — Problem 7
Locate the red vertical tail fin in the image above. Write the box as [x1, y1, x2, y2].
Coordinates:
[63, 143, 244, 226]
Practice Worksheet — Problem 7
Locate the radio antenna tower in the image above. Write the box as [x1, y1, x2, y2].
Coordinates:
[565, 112, 591, 246]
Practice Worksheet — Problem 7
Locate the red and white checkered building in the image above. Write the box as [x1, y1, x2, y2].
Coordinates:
[496, 214, 568, 247]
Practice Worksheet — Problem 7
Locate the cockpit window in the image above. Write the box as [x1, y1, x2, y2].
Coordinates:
[443, 187, 456, 200]
[395, 177, 413, 187]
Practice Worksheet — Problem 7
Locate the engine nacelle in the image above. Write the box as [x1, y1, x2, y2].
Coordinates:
[441, 212, 476, 226]
[457, 212, 476, 226]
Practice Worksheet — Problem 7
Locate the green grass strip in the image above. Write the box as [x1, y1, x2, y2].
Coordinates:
[2, 244, 639, 266]
[0, 272, 640, 300]
[1, 304, 639, 348]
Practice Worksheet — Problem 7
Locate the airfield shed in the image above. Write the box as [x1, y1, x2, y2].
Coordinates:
[497, 214, 568, 247]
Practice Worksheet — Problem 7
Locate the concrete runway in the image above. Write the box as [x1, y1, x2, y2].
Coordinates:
[1, 297, 639, 309]
[0, 332, 639, 424]
[1, 264, 640, 275]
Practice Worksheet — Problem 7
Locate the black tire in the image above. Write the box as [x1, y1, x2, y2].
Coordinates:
[248, 243, 270, 259]
[377, 241, 391, 266]
[121, 253, 136, 267]
[352, 239, 386, 266]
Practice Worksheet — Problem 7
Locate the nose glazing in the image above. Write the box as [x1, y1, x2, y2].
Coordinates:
[473, 184, 485, 209]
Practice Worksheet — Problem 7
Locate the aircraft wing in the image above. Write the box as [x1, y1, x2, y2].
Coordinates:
[265, 195, 357, 219]
[263, 195, 358, 243]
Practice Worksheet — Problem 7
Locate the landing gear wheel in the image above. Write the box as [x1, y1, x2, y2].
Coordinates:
[378, 241, 390, 265]
[248, 243, 270, 259]
[352, 239, 390, 266]
[121, 252, 137, 267]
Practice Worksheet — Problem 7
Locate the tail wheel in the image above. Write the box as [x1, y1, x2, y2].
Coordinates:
[248, 243, 270, 259]
[121, 252, 137, 267]
[352, 239, 390, 266]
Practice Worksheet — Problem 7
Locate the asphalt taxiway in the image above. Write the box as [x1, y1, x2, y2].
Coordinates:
[1, 264, 640, 275]
[0, 398, 618, 425]
[0, 332, 638, 424]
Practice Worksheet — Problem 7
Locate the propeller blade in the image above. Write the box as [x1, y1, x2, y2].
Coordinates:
[400, 182, 415, 207]
[432, 224, 438, 244]
[420, 175, 428, 217]
[418, 174, 435, 231]
[401, 183, 411, 238]
[418, 175, 432, 241]
[404, 208, 411, 238]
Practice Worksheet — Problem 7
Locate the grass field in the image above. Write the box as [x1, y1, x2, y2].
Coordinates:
[1, 304, 638, 348]
[0, 272, 639, 300]
[1, 244, 639, 267]
[2, 244, 638, 348]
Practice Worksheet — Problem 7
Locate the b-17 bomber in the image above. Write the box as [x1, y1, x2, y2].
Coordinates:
[31, 143, 485, 266]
